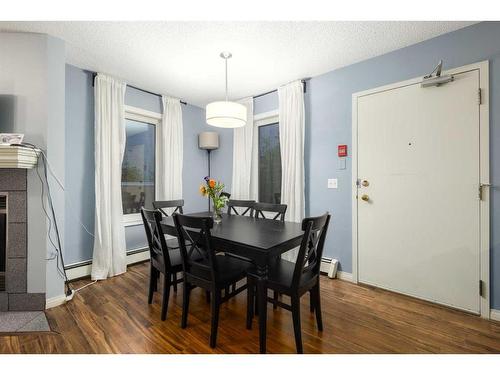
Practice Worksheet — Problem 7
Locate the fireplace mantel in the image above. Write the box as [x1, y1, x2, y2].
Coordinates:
[0, 146, 39, 169]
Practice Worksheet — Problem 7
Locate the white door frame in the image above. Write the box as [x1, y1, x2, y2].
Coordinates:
[351, 60, 490, 318]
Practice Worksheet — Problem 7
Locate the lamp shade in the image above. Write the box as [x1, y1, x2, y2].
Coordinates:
[206, 101, 247, 128]
[198, 131, 219, 150]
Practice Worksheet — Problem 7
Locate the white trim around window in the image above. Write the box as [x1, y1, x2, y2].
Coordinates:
[250, 109, 279, 201]
[122, 105, 162, 226]
[254, 109, 279, 124]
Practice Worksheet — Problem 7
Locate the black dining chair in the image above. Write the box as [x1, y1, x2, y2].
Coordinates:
[152, 199, 186, 290]
[173, 213, 251, 348]
[246, 212, 331, 353]
[153, 199, 184, 217]
[225, 199, 256, 293]
[252, 202, 288, 308]
[141, 208, 186, 321]
[227, 199, 255, 217]
[253, 202, 287, 222]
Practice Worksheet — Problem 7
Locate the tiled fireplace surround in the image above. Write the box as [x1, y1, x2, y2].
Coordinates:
[0, 169, 45, 311]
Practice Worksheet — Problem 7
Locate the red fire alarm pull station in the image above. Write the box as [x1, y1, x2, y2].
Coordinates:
[338, 144, 348, 157]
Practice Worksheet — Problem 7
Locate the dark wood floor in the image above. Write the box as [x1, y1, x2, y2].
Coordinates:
[1, 261, 500, 354]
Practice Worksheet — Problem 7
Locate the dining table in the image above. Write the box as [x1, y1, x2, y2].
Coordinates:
[161, 211, 304, 353]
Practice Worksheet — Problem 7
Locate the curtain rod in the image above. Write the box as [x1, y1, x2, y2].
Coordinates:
[253, 78, 309, 100]
[90, 72, 187, 106]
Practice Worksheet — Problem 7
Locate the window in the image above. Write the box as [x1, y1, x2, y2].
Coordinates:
[122, 106, 161, 223]
[257, 116, 282, 204]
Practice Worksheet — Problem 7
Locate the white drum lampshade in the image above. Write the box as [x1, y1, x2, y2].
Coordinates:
[206, 51, 247, 129]
[198, 131, 219, 150]
[206, 101, 247, 128]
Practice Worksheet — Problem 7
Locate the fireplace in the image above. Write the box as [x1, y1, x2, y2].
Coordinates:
[0, 194, 6, 291]
[0, 169, 45, 311]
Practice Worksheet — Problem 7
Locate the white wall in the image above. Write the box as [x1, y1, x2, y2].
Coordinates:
[0, 32, 66, 299]
[45, 35, 66, 299]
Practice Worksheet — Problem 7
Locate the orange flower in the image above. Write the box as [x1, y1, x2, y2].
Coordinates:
[199, 184, 207, 196]
[209, 179, 216, 188]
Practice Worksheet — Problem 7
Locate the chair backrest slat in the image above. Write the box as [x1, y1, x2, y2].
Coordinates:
[220, 192, 231, 200]
[292, 213, 331, 289]
[253, 202, 287, 222]
[226, 199, 255, 217]
[153, 199, 184, 217]
[173, 213, 220, 285]
[141, 208, 174, 269]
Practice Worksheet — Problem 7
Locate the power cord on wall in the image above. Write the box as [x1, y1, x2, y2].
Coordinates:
[10, 142, 97, 301]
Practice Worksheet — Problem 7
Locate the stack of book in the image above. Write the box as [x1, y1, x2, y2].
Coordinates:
[0, 145, 40, 169]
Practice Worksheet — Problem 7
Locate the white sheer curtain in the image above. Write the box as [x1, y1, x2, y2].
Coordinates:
[231, 97, 254, 199]
[92, 74, 127, 280]
[158, 96, 183, 204]
[279, 80, 305, 261]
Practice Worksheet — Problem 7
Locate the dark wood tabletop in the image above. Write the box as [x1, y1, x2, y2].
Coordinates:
[160, 211, 305, 354]
[161, 212, 304, 263]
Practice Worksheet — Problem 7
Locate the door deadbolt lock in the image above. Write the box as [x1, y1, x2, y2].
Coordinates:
[361, 180, 369, 187]
[361, 194, 369, 201]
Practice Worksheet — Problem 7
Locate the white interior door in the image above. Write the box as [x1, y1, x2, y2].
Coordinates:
[356, 68, 481, 314]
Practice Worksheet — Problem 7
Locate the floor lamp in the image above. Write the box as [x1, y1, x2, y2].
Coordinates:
[198, 131, 219, 212]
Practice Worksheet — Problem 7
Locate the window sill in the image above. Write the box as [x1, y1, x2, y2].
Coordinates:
[123, 214, 143, 227]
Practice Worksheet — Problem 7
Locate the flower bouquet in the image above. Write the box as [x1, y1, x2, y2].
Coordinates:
[199, 176, 228, 224]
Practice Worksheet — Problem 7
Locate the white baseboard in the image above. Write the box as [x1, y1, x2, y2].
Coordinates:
[337, 271, 354, 282]
[320, 258, 354, 283]
[490, 309, 500, 322]
[46, 294, 67, 310]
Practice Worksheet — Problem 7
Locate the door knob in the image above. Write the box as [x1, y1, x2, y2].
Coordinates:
[361, 194, 369, 201]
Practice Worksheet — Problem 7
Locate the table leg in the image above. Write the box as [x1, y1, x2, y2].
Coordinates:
[256, 264, 268, 354]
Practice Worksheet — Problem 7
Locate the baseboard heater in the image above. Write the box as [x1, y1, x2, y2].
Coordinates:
[65, 248, 149, 281]
[320, 257, 338, 278]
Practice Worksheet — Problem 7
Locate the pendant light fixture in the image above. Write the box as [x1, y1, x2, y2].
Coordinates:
[206, 52, 247, 128]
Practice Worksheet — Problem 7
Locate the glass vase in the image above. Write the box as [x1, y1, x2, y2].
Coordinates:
[213, 208, 222, 224]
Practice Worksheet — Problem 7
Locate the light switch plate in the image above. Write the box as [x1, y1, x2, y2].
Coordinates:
[328, 178, 338, 189]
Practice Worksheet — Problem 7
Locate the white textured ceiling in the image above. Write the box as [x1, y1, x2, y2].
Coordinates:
[0, 21, 476, 107]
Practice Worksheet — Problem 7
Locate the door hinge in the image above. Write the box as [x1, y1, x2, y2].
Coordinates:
[479, 280, 484, 297]
[479, 183, 491, 200]
[478, 88, 482, 105]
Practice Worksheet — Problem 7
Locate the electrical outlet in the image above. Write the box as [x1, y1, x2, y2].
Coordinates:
[328, 178, 338, 189]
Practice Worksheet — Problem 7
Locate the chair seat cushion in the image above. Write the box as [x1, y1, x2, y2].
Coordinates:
[191, 254, 252, 287]
[151, 246, 199, 272]
[258, 258, 316, 292]
[151, 248, 181, 271]
[165, 237, 191, 250]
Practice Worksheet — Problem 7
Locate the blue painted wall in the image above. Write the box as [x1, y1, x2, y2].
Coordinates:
[182, 102, 234, 213]
[254, 92, 278, 114]
[252, 22, 500, 309]
[125, 86, 162, 113]
[64, 22, 500, 308]
[65, 65, 95, 264]
[64, 65, 233, 264]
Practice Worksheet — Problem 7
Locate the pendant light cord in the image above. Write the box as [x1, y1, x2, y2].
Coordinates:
[225, 56, 228, 102]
